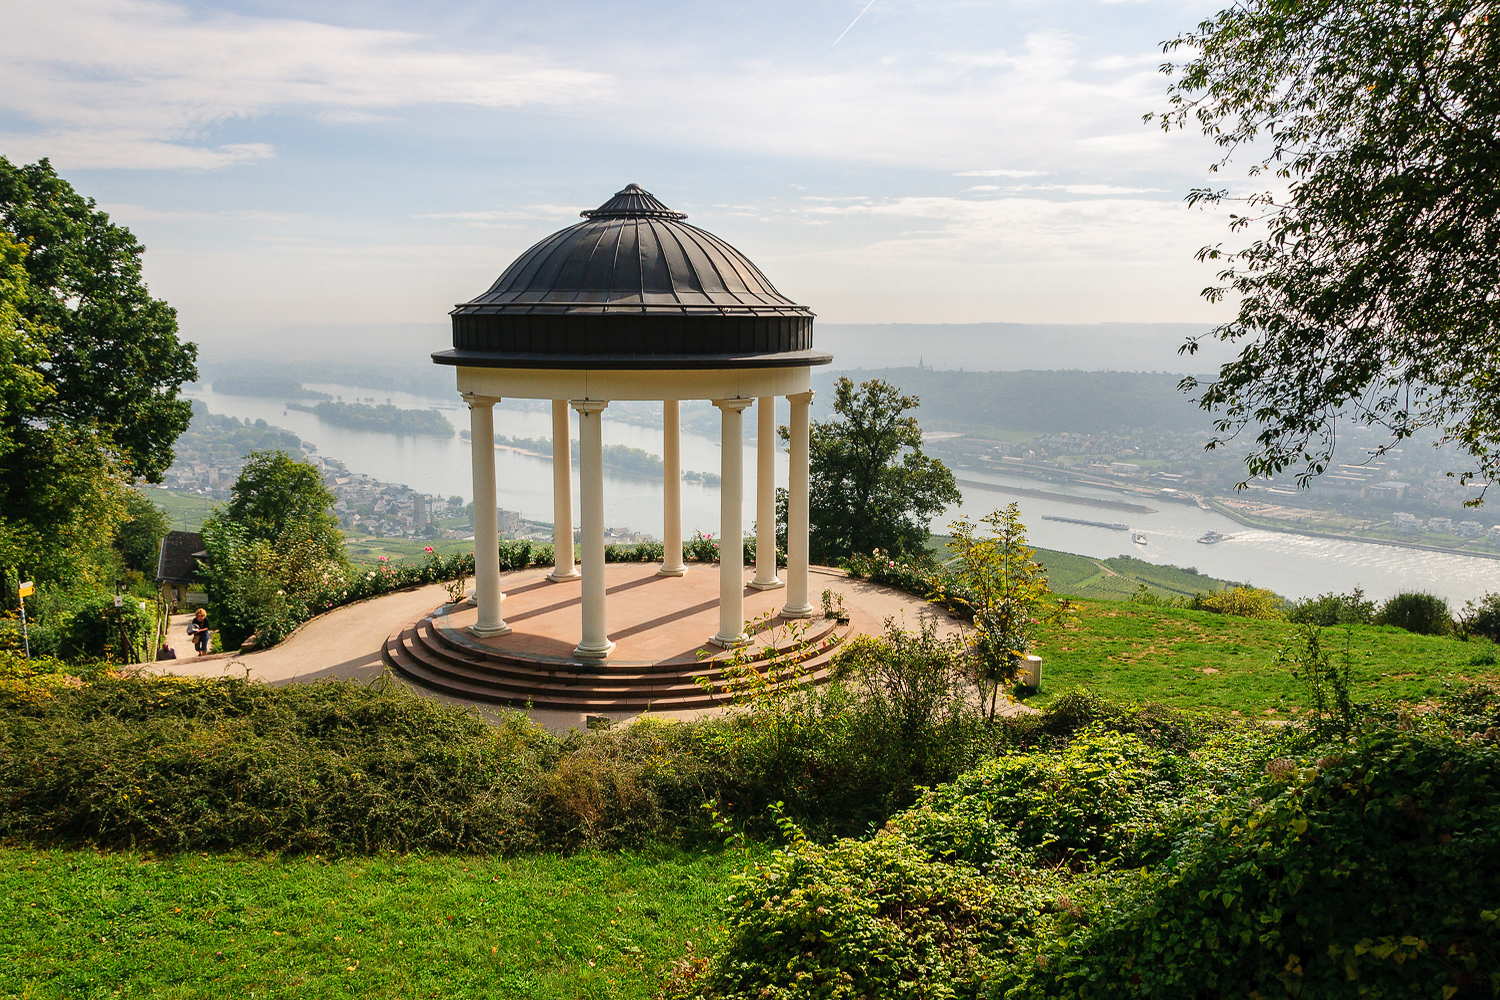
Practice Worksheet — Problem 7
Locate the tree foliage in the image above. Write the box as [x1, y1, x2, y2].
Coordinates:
[1157, 1, 1500, 494]
[800, 378, 960, 564]
[113, 492, 172, 576]
[202, 450, 346, 649]
[0, 230, 129, 584]
[220, 450, 342, 554]
[0, 156, 197, 483]
[936, 504, 1074, 720]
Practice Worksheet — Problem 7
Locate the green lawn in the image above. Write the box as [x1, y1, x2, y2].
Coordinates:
[1026, 599, 1500, 716]
[1031, 548, 1238, 600]
[135, 487, 221, 533]
[341, 535, 474, 563]
[1, 847, 739, 999]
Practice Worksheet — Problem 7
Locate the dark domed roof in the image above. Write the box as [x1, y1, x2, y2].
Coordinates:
[435, 184, 829, 371]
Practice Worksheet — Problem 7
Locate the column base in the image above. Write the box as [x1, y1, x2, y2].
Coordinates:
[656, 564, 687, 577]
[780, 603, 814, 619]
[572, 638, 615, 660]
[710, 631, 750, 649]
[546, 569, 581, 582]
[470, 620, 513, 638]
[749, 576, 784, 591]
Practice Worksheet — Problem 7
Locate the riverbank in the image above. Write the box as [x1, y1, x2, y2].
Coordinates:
[956, 477, 1156, 514]
[1203, 498, 1500, 562]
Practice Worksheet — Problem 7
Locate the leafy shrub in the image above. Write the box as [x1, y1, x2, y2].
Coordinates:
[58, 592, 158, 663]
[671, 718, 1500, 999]
[1035, 731, 1500, 997]
[1459, 592, 1500, 642]
[1288, 586, 1377, 626]
[831, 619, 969, 772]
[918, 728, 1188, 868]
[661, 821, 1066, 1000]
[664, 718, 1282, 1000]
[1192, 585, 1285, 619]
[683, 531, 721, 562]
[1377, 590, 1452, 635]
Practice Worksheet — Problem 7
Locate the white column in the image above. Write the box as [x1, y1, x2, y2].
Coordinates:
[466, 396, 511, 637]
[782, 390, 814, 618]
[571, 399, 614, 659]
[658, 398, 686, 576]
[547, 399, 579, 582]
[750, 395, 784, 591]
[712, 397, 753, 647]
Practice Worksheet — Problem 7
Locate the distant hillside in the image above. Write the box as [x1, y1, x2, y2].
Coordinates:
[814, 367, 1211, 435]
[197, 321, 1235, 377]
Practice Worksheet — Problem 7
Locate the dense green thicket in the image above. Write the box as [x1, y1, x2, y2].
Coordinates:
[667, 696, 1500, 999]
[1378, 592, 1454, 636]
[0, 661, 1058, 854]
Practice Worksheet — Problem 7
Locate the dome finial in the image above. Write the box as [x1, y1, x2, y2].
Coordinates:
[581, 184, 687, 220]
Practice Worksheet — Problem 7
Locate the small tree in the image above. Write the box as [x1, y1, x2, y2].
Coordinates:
[937, 504, 1073, 720]
[203, 450, 347, 649]
[792, 377, 960, 565]
[113, 491, 171, 575]
[222, 450, 342, 553]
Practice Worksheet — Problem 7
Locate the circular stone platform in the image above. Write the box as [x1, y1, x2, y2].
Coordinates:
[383, 563, 931, 712]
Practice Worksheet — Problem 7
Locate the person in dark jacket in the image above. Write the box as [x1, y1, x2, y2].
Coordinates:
[186, 608, 211, 655]
[155, 643, 177, 660]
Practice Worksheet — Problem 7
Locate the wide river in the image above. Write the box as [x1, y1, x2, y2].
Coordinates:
[188, 384, 1500, 606]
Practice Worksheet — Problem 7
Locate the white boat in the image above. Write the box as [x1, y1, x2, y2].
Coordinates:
[1132, 531, 1148, 545]
[1198, 530, 1232, 544]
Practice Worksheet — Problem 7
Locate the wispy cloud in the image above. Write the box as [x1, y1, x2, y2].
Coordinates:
[798, 192, 1220, 263]
[0, 0, 610, 169]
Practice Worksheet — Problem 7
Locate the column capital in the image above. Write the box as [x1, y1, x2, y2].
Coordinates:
[787, 390, 815, 405]
[462, 392, 500, 410]
[712, 396, 754, 412]
[570, 398, 609, 414]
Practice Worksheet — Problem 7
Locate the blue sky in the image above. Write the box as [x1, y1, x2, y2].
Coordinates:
[1, 0, 1234, 359]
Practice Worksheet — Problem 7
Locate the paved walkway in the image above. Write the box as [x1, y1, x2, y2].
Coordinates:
[142, 565, 1026, 732]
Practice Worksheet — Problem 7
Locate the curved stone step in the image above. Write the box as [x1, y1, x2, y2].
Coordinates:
[384, 608, 847, 712]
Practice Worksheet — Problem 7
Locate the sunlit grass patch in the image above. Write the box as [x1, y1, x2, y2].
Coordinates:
[0, 846, 744, 999]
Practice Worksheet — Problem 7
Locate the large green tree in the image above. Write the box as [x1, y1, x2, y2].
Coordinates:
[1157, 1, 1500, 494]
[800, 378, 960, 564]
[0, 157, 197, 482]
[0, 230, 129, 585]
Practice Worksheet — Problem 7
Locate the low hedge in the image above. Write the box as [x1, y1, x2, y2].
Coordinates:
[665, 708, 1500, 999]
[0, 662, 1227, 857]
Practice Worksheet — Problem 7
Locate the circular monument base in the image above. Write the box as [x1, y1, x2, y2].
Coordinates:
[384, 562, 856, 712]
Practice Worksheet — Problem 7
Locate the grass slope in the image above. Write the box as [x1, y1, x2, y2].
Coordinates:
[928, 536, 1239, 601]
[1, 847, 740, 999]
[1027, 599, 1500, 715]
[135, 487, 220, 533]
[1031, 547, 1237, 600]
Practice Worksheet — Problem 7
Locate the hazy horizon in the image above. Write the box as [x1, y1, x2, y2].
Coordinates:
[195, 319, 1237, 378]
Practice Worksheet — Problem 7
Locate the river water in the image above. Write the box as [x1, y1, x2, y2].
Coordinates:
[188, 383, 782, 540]
[187, 385, 1500, 606]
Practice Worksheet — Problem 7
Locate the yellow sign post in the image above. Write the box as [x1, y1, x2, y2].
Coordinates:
[17, 581, 33, 658]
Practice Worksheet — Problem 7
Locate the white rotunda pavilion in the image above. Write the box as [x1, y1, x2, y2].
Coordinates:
[433, 184, 833, 660]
